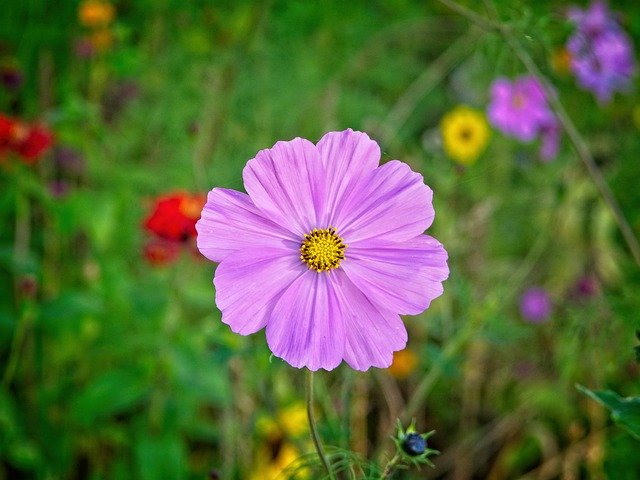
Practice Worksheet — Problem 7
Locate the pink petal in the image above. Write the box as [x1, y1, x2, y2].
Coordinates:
[342, 235, 449, 315]
[243, 137, 325, 237]
[330, 270, 407, 371]
[266, 271, 346, 371]
[316, 129, 381, 226]
[197, 188, 298, 263]
[334, 161, 435, 243]
[214, 246, 305, 335]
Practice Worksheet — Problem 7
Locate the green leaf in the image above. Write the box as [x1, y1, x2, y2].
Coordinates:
[70, 369, 150, 426]
[577, 385, 640, 440]
[135, 432, 187, 480]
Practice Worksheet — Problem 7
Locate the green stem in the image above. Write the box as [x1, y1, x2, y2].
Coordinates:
[380, 453, 401, 479]
[306, 370, 336, 480]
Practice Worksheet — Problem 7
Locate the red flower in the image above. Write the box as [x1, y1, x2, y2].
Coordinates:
[0, 114, 14, 157]
[144, 192, 205, 242]
[13, 124, 54, 163]
[143, 239, 181, 266]
[0, 114, 54, 163]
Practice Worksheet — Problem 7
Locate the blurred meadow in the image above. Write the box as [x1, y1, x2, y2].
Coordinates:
[1, 0, 640, 478]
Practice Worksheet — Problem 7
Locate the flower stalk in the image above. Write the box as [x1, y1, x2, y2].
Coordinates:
[306, 370, 336, 480]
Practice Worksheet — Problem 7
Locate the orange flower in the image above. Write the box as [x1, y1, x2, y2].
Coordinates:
[387, 348, 419, 379]
[144, 192, 206, 242]
[89, 29, 114, 52]
[78, 0, 115, 28]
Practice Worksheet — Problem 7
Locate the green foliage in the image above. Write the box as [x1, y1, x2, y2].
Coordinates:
[1, 0, 640, 478]
[577, 385, 640, 441]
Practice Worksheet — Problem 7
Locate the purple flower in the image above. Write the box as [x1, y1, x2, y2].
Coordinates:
[566, 1, 635, 103]
[487, 76, 560, 160]
[539, 120, 561, 162]
[568, 0, 618, 37]
[53, 146, 85, 175]
[196, 129, 449, 371]
[520, 288, 552, 323]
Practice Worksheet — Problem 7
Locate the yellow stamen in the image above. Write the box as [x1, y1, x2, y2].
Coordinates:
[300, 227, 347, 272]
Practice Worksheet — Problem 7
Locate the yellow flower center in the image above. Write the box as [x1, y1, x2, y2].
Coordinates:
[300, 227, 346, 272]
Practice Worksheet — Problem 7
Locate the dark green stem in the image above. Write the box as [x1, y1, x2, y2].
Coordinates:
[306, 369, 336, 480]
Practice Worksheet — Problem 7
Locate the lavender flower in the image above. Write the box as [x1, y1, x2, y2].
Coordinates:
[566, 1, 635, 103]
[196, 129, 449, 371]
[487, 76, 560, 160]
[520, 288, 552, 323]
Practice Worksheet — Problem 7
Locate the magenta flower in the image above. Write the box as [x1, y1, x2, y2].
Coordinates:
[566, 1, 635, 103]
[519, 288, 552, 323]
[487, 76, 560, 160]
[196, 129, 448, 371]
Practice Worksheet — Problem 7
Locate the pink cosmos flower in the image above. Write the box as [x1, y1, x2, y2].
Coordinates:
[196, 129, 449, 371]
[487, 76, 560, 161]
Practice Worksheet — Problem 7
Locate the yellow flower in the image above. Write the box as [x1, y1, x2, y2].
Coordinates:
[277, 403, 308, 438]
[250, 443, 307, 480]
[387, 348, 419, 379]
[440, 105, 490, 165]
[78, 0, 115, 28]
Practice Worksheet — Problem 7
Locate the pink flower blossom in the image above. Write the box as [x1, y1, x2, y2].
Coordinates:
[197, 129, 449, 371]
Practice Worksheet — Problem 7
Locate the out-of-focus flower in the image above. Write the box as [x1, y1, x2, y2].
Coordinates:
[78, 0, 115, 28]
[539, 121, 561, 162]
[388, 348, 419, 379]
[53, 146, 85, 175]
[0, 114, 53, 164]
[519, 287, 552, 323]
[144, 192, 205, 242]
[143, 239, 181, 266]
[89, 29, 114, 52]
[74, 38, 96, 59]
[197, 129, 449, 371]
[487, 76, 560, 161]
[0, 63, 23, 90]
[249, 442, 303, 480]
[252, 404, 309, 480]
[550, 48, 572, 75]
[0, 114, 13, 156]
[440, 105, 489, 165]
[488, 76, 554, 141]
[13, 123, 54, 163]
[566, 1, 635, 103]
[49, 180, 71, 198]
[573, 274, 601, 299]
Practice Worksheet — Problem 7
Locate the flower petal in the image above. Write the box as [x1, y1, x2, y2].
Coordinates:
[243, 138, 325, 236]
[197, 188, 298, 263]
[214, 246, 305, 335]
[342, 235, 449, 315]
[330, 270, 408, 371]
[316, 129, 381, 226]
[334, 160, 435, 243]
[266, 271, 346, 371]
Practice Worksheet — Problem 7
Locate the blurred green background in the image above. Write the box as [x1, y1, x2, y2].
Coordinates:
[1, 0, 640, 478]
